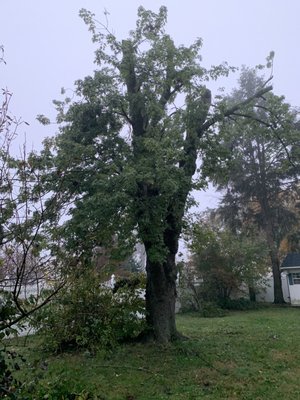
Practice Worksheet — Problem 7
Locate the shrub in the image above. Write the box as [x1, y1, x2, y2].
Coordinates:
[218, 297, 258, 311]
[32, 271, 146, 352]
[199, 302, 227, 318]
[177, 286, 202, 313]
[0, 337, 29, 400]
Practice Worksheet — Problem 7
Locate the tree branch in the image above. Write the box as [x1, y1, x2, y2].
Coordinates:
[0, 282, 66, 332]
[202, 85, 273, 131]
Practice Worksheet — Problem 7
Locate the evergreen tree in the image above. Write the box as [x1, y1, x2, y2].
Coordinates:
[203, 68, 300, 303]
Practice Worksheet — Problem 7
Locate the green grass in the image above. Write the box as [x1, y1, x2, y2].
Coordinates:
[7, 306, 300, 399]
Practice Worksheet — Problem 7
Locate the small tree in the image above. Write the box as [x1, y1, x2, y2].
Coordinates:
[0, 55, 67, 335]
[186, 218, 269, 306]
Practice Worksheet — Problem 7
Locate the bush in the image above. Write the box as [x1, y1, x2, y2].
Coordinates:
[199, 302, 227, 318]
[177, 286, 202, 313]
[32, 272, 146, 352]
[0, 337, 29, 400]
[218, 297, 258, 311]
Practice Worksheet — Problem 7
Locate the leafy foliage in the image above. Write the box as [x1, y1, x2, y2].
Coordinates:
[36, 8, 270, 260]
[32, 271, 146, 352]
[185, 219, 269, 305]
[0, 338, 28, 400]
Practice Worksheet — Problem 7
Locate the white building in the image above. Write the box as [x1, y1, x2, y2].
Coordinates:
[280, 253, 300, 306]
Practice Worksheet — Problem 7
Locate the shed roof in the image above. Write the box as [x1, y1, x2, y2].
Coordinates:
[281, 253, 300, 269]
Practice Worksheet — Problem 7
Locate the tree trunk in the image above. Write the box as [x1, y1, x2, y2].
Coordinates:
[248, 286, 256, 302]
[145, 251, 178, 343]
[270, 251, 285, 304]
[263, 220, 285, 304]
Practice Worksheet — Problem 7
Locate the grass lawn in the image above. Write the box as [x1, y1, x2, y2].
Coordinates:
[6, 306, 300, 399]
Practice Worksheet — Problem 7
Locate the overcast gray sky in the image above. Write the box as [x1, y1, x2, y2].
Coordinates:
[1, 0, 300, 209]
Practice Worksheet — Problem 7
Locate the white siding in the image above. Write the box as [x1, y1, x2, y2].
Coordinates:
[256, 273, 290, 303]
[285, 268, 300, 306]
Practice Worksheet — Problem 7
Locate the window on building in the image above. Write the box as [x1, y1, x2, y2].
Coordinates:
[292, 273, 300, 284]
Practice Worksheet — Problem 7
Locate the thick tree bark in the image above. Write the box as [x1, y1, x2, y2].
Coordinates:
[145, 252, 178, 343]
[143, 206, 184, 343]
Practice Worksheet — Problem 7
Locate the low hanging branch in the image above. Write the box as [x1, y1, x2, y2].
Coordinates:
[0, 282, 66, 332]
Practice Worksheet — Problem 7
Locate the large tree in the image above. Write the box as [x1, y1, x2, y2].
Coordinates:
[202, 68, 300, 303]
[39, 7, 272, 342]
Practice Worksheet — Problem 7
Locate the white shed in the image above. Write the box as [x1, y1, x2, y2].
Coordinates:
[281, 253, 300, 306]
